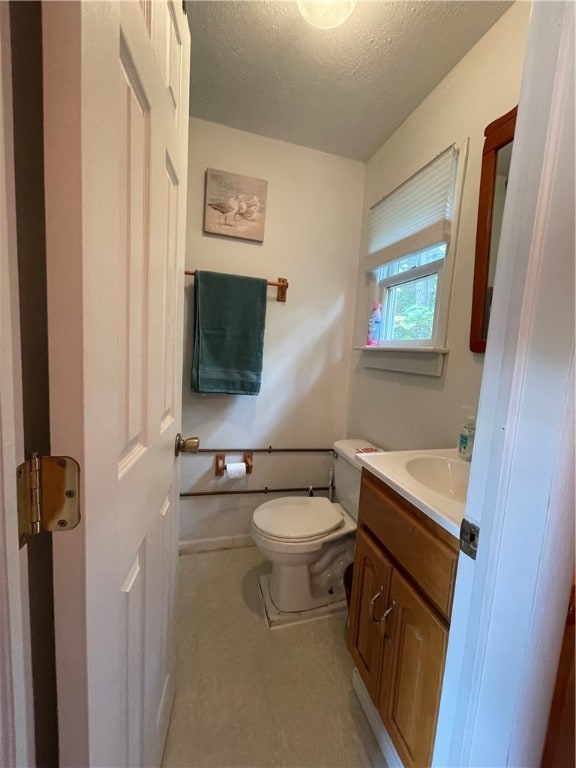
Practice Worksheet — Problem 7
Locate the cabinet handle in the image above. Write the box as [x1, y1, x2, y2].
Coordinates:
[379, 600, 396, 624]
[369, 586, 385, 623]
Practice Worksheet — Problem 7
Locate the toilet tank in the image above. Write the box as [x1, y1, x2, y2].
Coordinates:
[333, 439, 382, 521]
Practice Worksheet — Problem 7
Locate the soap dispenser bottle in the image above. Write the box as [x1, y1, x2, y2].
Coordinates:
[458, 406, 476, 461]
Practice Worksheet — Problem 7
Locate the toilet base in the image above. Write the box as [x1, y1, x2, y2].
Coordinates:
[258, 574, 347, 629]
[268, 537, 354, 613]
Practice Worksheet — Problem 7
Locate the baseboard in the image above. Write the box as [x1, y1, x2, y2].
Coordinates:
[178, 534, 255, 555]
[352, 668, 403, 768]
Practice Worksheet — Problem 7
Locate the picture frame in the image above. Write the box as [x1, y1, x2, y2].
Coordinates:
[204, 168, 268, 242]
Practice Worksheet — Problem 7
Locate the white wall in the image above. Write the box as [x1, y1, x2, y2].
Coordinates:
[181, 119, 365, 546]
[347, 2, 531, 451]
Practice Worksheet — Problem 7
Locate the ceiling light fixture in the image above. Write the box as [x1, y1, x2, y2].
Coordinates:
[297, 0, 357, 30]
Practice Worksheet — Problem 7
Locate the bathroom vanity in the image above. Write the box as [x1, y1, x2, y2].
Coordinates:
[347, 465, 461, 768]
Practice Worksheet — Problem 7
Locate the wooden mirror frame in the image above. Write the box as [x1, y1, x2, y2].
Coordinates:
[469, 106, 517, 353]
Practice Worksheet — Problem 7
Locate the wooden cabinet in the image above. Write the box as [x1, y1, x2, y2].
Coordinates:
[348, 528, 393, 700]
[379, 568, 449, 767]
[348, 470, 459, 768]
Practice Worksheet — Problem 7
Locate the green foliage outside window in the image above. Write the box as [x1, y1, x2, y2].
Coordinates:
[388, 274, 438, 341]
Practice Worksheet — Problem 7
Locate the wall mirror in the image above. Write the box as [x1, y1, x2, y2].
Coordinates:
[470, 106, 517, 353]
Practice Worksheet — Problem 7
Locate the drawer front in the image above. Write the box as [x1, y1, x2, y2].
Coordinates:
[358, 471, 458, 620]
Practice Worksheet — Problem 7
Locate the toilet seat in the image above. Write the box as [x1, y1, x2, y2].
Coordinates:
[252, 497, 344, 542]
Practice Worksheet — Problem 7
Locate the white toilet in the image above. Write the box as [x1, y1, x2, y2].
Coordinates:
[250, 439, 381, 613]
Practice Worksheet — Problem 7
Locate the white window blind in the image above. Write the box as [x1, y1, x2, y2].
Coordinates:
[365, 145, 459, 270]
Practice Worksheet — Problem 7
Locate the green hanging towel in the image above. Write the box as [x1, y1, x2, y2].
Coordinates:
[191, 270, 267, 395]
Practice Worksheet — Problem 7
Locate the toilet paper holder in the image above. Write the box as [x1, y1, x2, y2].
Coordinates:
[215, 452, 253, 477]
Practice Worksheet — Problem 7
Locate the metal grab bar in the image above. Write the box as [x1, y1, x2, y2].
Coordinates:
[194, 447, 334, 455]
[180, 486, 330, 498]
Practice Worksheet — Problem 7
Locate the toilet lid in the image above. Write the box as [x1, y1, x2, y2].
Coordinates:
[253, 497, 344, 541]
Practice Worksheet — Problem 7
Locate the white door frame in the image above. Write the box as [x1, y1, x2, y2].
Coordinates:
[0, 4, 35, 766]
[435, 2, 575, 765]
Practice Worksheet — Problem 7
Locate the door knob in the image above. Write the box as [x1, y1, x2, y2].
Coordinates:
[175, 433, 200, 456]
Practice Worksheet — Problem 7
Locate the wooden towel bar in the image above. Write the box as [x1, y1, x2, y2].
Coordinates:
[185, 270, 288, 302]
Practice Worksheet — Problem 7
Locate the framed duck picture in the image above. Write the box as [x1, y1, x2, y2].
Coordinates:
[204, 168, 268, 242]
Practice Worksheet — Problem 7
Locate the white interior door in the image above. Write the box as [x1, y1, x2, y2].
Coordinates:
[42, 3, 190, 766]
[435, 3, 575, 766]
[0, 4, 34, 766]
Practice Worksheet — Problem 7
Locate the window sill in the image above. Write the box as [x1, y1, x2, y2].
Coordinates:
[354, 346, 449, 377]
[353, 346, 449, 353]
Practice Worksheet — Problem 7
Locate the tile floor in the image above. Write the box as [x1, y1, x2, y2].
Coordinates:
[162, 546, 383, 768]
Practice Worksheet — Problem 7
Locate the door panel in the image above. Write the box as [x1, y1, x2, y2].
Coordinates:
[166, 1, 183, 119]
[348, 527, 392, 698]
[118, 39, 151, 468]
[379, 569, 449, 768]
[139, 0, 152, 35]
[143, 489, 176, 767]
[121, 552, 145, 767]
[161, 154, 180, 429]
[42, 3, 190, 765]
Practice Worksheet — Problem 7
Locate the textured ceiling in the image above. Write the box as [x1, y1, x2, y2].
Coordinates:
[186, 1, 513, 161]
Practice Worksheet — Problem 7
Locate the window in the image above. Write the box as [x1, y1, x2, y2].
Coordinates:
[364, 146, 459, 349]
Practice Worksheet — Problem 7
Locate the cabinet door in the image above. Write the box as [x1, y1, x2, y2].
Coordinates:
[378, 569, 449, 768]
[348, 527, 393, 699]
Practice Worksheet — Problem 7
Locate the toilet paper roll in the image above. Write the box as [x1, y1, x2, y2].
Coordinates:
[226, 462, 247, 479]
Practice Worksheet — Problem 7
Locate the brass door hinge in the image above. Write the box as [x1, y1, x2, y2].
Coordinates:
[17, 454, 81, 548]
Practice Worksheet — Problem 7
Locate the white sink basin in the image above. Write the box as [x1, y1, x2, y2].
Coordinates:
[405, 455, 469, 503]
[356, 448, 469, 537]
